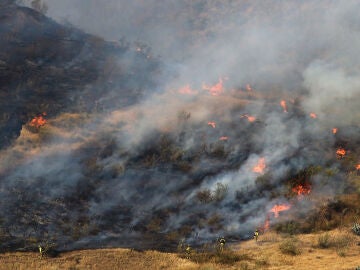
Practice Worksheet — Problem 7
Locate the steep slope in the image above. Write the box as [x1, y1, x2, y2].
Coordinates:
[0, 2, 159, 149]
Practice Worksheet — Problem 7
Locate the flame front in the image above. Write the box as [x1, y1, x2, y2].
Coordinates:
[241, 114, 256, 123]
[208, 121, 216, 128]
[292, 183, 311, 198]
[309, 113, 317, 119]
[261, 204, 290, 231]
[262, 215, 270, 232]
[336, 147, 346, 158]
[280, 100, 288, 113]
[219, 136, 228, 141]
[178, 84, 197, 95]
[356, 164, 360, 170]
[253, 157, 266, 174]
[203, 78, 224, 96]
[270, 204, 291, 218]
[332, 128, 338, 134]
[29, 113, 47, 128]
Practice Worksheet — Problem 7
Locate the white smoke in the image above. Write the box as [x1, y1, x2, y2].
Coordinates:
[3, 0, 360, 248]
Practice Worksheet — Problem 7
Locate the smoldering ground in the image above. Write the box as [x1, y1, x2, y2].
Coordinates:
[1, 0, 359, 251]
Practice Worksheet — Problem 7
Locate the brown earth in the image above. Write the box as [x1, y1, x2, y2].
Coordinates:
[1, 229, 359, 270]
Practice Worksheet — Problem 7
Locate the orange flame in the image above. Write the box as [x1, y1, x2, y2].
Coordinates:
[309, 113, 317, 119]
[356, 164, 360, 170]
[270, 204, 291, 218]
[202, 78, 224, 96]
[29, 113, 47, 128]
[178, 85, 198, 95]
[261, 215, 270, 232]
[292, 183, 311, 198]
[208, 121, 216, 128]
[336, 147, 346, 158]
[332, 128, 338, 134]
[252, 158, 266, 174]
[241, 114, 256, 123]
[280, 100, 288, 113]
[219, 136, 228, 141]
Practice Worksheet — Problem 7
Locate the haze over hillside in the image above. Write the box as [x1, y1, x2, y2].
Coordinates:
[0, 0, 359, 252]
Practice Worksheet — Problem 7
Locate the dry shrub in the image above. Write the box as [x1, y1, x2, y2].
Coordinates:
[196, 183, 228, 204]
[196, 189, 212, 203]
[316, 230, 355, 256]
[333, 232, 353, 257]
[255, 256, 269, 267]
[186, 249, 249, 265]
[261, 231, 281, 243]
[279, 237, 301, 255]
[239, 261, 252, 270]
[317, 233, 331, 248]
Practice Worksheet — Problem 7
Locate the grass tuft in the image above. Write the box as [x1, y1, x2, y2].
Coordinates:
[317, 233, 331, 248]
[180, 249, 249, 265]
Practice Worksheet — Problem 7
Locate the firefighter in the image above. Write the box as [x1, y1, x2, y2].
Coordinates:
[254, 229, 259, 242]
[38, 245, 43, 258]
[185, 244, 191, 259]
[218, 236, 226, 252]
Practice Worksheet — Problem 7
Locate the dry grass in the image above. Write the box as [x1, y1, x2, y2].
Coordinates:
[231, 228, 360, 270]
[1, 229, 360, 270]
[279, 237, 302, 255]
[0, 249, 197, 270]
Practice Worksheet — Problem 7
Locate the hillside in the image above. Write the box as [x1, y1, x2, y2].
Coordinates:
[1, 229, 359, 270]
[0, 1, 160, 148]
[0, 0, 360, 261]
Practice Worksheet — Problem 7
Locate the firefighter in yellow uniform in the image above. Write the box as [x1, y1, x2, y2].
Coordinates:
[38, 245, 43, 258]
[185, 245, 191, 259]
[218, 237, 226, 252]
[254, 229, 259, 242]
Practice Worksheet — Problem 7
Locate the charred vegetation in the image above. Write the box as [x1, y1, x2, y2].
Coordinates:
[0, 1, 360, 256]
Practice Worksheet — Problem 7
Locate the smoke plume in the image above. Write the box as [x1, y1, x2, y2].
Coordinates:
[1, 0, 359, 251]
